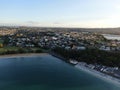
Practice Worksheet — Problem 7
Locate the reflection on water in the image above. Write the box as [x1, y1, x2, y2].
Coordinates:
[103, 34, 120, 40]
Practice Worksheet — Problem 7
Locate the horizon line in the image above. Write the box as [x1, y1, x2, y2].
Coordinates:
[0, 25, 120, 29]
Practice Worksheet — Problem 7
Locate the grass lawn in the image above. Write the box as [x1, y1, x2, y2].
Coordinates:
[0, 46, 19, 51]
[0, 46, 44, 55]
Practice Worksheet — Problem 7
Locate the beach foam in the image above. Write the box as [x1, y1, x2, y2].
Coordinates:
[75, 63, 120, 86]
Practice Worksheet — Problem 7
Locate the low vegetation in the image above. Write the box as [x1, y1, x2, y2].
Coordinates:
[52, 47, 120, 67]
[0, 46, 43, 55]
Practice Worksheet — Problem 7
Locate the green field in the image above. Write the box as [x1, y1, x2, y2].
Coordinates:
[0, 46, 43, 55]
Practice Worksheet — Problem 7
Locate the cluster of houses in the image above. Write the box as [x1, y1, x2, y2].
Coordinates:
[99, 41, 120, 51]
[38, 32, 87, 50]
[1, 29, 120, 52]
[0, 28, 16, 35]
[5, 30, 87, 50]
[76, 62, 120, 78]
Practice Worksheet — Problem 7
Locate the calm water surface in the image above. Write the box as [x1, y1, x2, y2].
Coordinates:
[103, 34, 120, 40]
[0, 54, 120, 90]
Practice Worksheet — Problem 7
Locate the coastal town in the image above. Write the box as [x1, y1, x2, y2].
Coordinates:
[1, 0, 120, 89]
[0, 27, 120, 81]
[0, 27, 120, 51]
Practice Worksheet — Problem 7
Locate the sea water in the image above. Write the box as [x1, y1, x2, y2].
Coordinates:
[0, 54, 120, 90]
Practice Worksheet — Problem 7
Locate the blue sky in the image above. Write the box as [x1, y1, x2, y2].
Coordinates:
[0, 0, 120, 28]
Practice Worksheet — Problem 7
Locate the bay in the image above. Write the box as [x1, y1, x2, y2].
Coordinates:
[0, 54, 119, 90]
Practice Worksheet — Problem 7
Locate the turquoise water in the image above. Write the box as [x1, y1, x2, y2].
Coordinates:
[0, 55, 120, 90]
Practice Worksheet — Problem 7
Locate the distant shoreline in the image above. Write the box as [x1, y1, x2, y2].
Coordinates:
[0, 53, 48, 59]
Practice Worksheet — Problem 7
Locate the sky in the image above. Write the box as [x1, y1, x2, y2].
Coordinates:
[0, 0, 120, 28]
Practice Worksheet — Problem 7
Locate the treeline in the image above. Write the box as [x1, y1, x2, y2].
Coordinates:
[52, 47, 120, 67]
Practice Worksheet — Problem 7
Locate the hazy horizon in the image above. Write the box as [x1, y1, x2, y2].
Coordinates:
[0, 0, 120, 28]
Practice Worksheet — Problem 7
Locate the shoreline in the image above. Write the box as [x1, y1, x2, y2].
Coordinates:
[51, 53, 120, 86]
[0, 53, 49, 59]
[0, 52, 120, 87]
[75, 63, 120, 86]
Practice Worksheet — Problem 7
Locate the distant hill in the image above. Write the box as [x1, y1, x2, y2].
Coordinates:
[45, 27, 120, 34]
[75, 28, 120, 34]
[0, 26, 120, 35]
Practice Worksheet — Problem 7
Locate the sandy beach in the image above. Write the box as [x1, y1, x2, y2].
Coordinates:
[0, 53, 49, 59]
[75, 63, 120, 86]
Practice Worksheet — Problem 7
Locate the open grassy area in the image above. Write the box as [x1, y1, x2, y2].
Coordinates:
[0, 46, 19, 52]
[0, 46, 43, 55]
